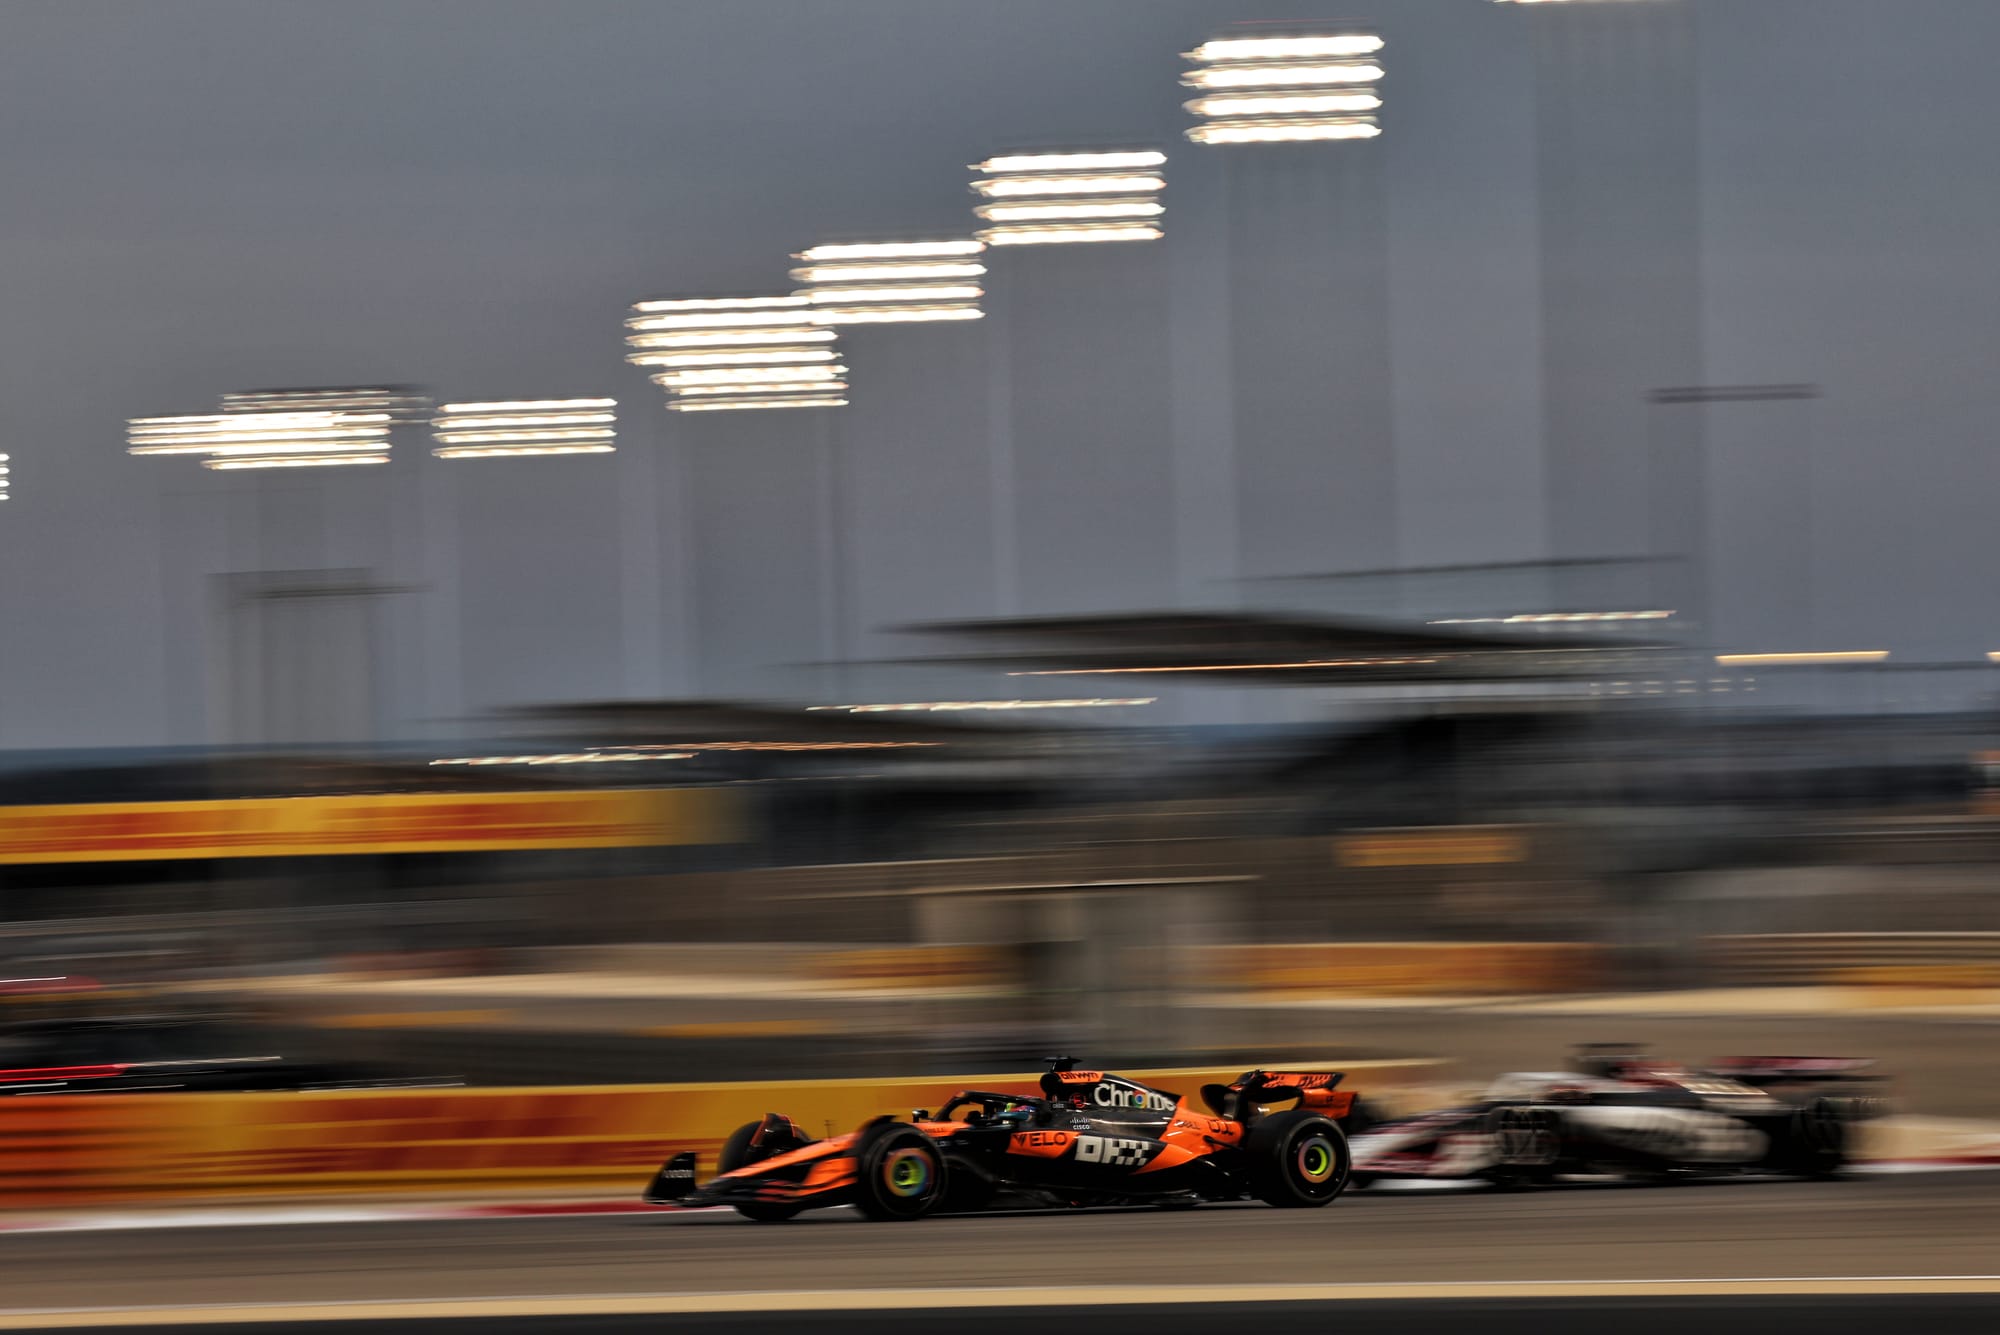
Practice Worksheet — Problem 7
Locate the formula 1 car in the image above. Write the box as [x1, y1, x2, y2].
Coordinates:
[644, 1059, 1361, 1220]
[1348, 1044, 1887, 1188]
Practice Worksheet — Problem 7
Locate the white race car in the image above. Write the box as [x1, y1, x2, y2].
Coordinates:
[1349, 1046, 1886, 1188]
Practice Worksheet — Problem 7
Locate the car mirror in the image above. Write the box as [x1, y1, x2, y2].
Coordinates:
[912, 1109, 931, 1121]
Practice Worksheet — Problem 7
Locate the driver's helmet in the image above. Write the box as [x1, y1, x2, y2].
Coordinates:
[1570, 1045, 1648, 1079]
[992, 1100, 1037, 1128]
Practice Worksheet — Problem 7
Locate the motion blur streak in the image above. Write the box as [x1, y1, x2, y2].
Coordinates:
[1182, 62, 1384, 89]
[1715, 651, 1891, 665]
[200, 452, 390, 470]
[804, 698, 1156, 713]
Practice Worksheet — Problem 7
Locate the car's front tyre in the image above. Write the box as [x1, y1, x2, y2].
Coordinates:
[717, 1120, 802, 1222]
[852, 1121, 948, 1221]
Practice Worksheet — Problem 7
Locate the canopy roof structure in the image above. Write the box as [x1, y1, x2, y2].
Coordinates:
[887, 609, 1670, 687]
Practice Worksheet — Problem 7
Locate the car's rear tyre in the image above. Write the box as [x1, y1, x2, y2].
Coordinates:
[852, 1121, 947, 1221]
[1482, 1105, 1560, 1188]
[1775, 1097, 1850, 1179]
[718, 1120, 802, 1223]
[1246, 1109, 1350, 1207]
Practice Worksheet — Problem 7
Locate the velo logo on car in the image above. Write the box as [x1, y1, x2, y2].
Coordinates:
[1073, 1135, 1155, 1167]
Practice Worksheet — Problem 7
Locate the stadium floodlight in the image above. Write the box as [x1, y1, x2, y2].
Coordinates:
[1183, 27, 1384, 144]
[1184, 91, 1383, 118]
[220, 385, 430, 420]
[131, 384, 427, 471]
[628, 295, 850, 411]
[0, 454, 10, 501]
[1190, 120, 1381, 145]
[631, 348, 840, 368]
[1187, 34, 1383, 62]
[971, 150, 1167, 245]
[981, 151, 1165, 173]
[793, 262, 984, 284]
[128, 408, 395, 468]
[628, 323, 840, 343]
[652, 365, 848, 386]
[202, 453, 390, 470]
[983, 224, 1163, 246]
[805, 305, 983, 324]
[974, 199, 1165, 223]
[667, 395, 850, 412]
[1182, 61, 1384, 90]
[665, 379, 851, 396]
[974, 174, 1165, 198]
[798, 240, 985, 260]
[432, 398, 618, 459]
[791, 238, 987, 325]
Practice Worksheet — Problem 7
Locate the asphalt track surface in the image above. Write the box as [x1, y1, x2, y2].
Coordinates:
[3, 1171, 1996, 1313]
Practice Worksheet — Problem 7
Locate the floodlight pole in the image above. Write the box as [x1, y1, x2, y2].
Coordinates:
[984, 273, 1020, 617]
[815, 411, 854, 701]
[1525, 0, 1701, 573]
[1645, 383, 1822, 654]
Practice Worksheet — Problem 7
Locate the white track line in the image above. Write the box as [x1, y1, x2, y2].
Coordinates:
[6, 1278, 2000, 1327]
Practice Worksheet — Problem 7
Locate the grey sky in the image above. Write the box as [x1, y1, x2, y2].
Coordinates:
[1, 1, 1997, 746]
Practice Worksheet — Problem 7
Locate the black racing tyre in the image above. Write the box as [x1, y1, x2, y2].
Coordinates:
[1246, 1109, 1350, 1207]
[852, 1121, 947, 1221]
[1488, 1106, 1561, 1166]
[939, 1171, 995, 1215]
[718, 1120, 801, 1223]
[1777, 1097, 1850, 1179]
[1482, 1106, 1560, 1188]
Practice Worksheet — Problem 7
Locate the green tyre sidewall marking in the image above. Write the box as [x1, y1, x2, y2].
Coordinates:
[855, 1123, 945, 1221]
[887, 1151, 928, 1196]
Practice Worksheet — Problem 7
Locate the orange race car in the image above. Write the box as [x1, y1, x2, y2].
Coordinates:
[644, 1057, 1365, 1221]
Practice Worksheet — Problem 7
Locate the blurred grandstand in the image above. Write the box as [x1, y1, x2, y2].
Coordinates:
[5, 577, 2000, 1083]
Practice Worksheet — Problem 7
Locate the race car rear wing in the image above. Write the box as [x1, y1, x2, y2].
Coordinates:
[1706, 1056, 1883, 1084]
[1202, 1069, 1354, 1120]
